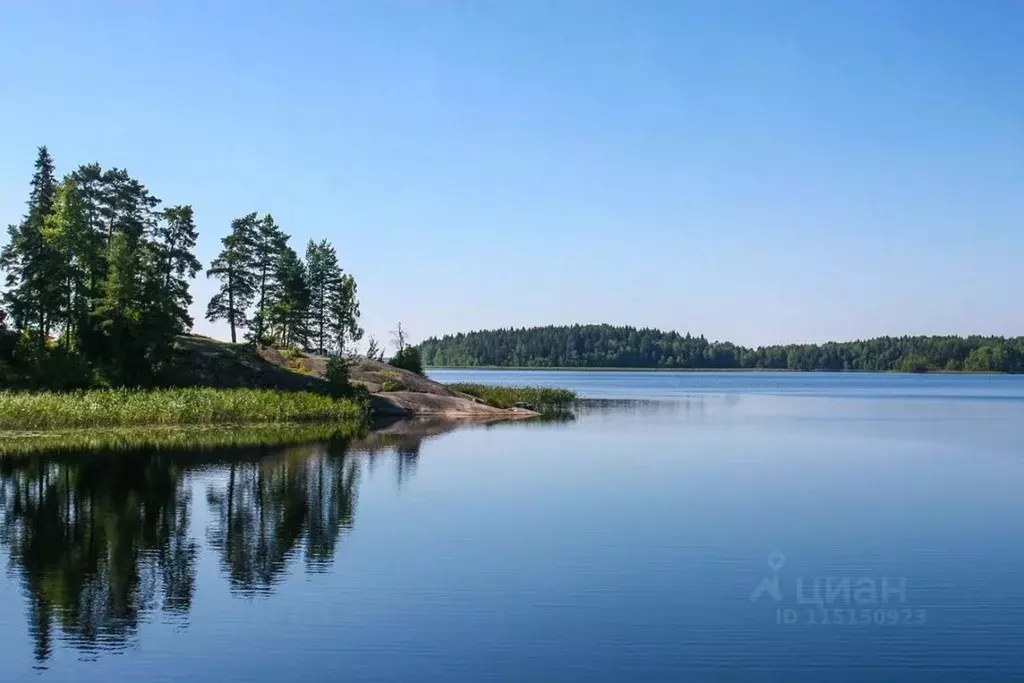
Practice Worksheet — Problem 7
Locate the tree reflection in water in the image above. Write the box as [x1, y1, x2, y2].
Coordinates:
[0, 453, 195, 662]
[0, 430, 414, 664]
[204, 435, 360, 592]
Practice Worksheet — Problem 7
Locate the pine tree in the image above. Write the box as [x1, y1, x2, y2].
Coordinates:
[92, 232, 145, 383]
[328, 272, 362, 354]
[305, 239, 341, 354]
[71, 163, 111, 294]
[97, 168, 159, 247]
[152, 205, 202, 332]
[249, 214, 288, 345]
[39, 177, 92, 348]
[268, 245, 310, 347]
[0, 146, 59, 342]
[206, 213, 258, 344]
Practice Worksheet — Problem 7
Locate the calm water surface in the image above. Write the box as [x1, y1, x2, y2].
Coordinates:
[2, 371, 1023, 682]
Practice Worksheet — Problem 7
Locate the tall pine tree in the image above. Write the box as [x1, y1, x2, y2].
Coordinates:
[305, 239, 341, 354]
[248, 213, 288, 345]
[206, 213, 258, 344]
[268, 245, 310, 348]
[92, 232, 145, 383]
[152, 205, 202, 331]
[1, 146, 59, 342]
[40, 177, 92, 348]
[328, 272, 362, 354]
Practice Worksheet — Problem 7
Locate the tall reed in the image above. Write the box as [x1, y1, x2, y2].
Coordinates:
[447, 383, 577, 410]
[0, 388, 367, 430]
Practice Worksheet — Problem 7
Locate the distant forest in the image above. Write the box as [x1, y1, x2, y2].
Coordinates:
[419, 325, 1024, 373]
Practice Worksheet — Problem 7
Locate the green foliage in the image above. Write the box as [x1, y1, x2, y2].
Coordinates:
[378, 370, 406, 392]
[248, 213, 289, 345]
[448, 383, 577, 410]
[899, 355, 930, 373]
[2, 147, 364, 390]
[269, 245, 311, 348]
[0, 331, 94, 390]
[389, 346, 424, 375]
[964, 345, 1008, 372]
[0, 388, 367, 430]
[1, 146, 58, 339]
[1, 149, 203, 387]
[324, 356, 353, 397]
[305, 240, 361, 355]
[206, 213, 258, 344]
[153, 204, 202, 332]
[40, 176, 92, 349]
[329, 273, 362, 354]
[421, 325, 1024, 373]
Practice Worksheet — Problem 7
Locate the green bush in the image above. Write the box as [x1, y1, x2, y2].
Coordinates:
[380, 378, 404, 392]
[0, 332, 95, 390]
[324, 356, 352, 397]
[389, 347, 424, 375]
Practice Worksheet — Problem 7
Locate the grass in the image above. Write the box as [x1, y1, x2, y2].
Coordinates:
[447, 383, 577, 410]
[378, 370, 407, 392]
[0, 422, 367, 456]
[0, 388, 368, 430]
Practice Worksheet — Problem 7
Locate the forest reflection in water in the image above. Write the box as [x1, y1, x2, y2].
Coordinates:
[0, 415, 521, 665]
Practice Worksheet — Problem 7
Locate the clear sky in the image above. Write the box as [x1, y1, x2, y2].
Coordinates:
[1, 1, 1022, 349]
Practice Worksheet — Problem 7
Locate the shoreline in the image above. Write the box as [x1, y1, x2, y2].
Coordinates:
[427, 366, 1009, 375]
[0, 410, 548, 456]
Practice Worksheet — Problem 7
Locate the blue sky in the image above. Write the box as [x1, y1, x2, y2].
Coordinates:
[2, 1, 1022, 349]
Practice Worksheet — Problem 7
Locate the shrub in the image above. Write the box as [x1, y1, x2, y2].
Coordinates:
[324, 356, 352, 397]
[389, 346, 424, 375]
[0, 332, 95, 390]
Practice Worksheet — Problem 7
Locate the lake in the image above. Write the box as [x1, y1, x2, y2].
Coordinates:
[2, 371, 1023, 682]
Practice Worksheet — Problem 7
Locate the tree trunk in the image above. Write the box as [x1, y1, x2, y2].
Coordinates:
[257, 262, 268, 343]
[227, 266, 236, 344]
[66, 281, 74, 350]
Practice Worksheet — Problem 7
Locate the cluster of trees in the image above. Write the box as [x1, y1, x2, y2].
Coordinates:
[0, 147, 201, 387]
[0, 147, 363, 388]
[205, 213, 361, 355]
[419, 324, 1024, 373]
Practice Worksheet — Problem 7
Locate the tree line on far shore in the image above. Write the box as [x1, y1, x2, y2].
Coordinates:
[0, 146, 364, 389]
[420, 324, 1024, 373]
